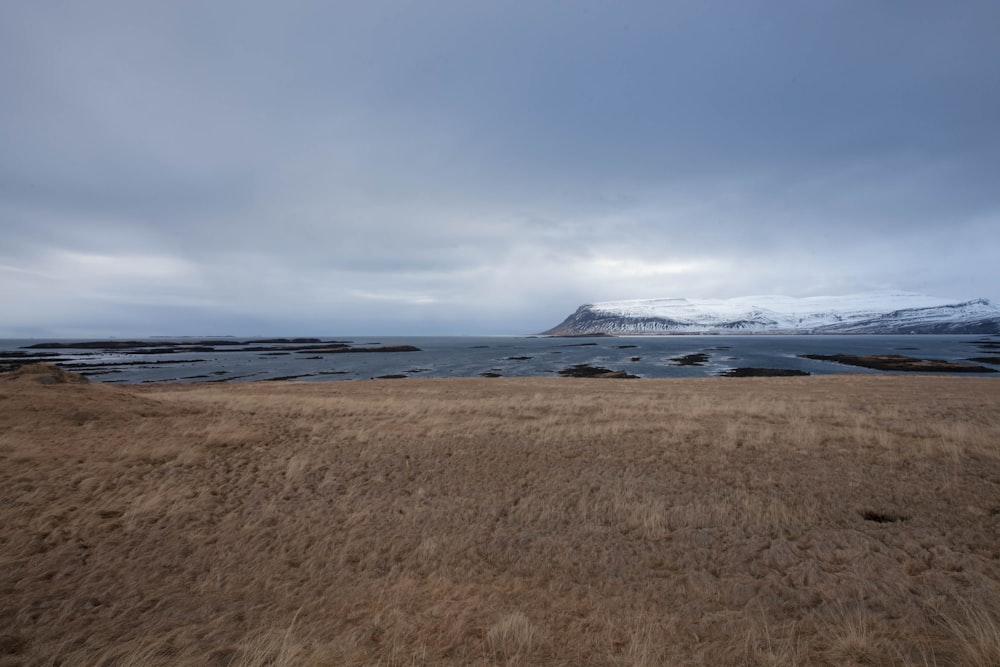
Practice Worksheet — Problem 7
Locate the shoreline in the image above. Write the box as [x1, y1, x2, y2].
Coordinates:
[2, 334, 999, 383]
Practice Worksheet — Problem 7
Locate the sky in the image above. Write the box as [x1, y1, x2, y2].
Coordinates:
[2, 1, 998, 337]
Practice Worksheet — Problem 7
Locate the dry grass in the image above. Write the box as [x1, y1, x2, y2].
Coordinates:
[2, 373, 1000, 665]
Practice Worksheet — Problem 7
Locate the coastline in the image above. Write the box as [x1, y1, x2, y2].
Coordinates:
[2, 334, 998, 382]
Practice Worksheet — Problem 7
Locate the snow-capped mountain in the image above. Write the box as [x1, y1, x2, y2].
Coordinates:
[542, 292, 1000, 335]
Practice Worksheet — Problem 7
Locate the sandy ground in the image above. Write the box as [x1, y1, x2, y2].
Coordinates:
[2, 365, 1000, 666]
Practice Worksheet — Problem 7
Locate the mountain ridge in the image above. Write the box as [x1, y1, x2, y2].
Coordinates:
[542, 292, 1000, 335]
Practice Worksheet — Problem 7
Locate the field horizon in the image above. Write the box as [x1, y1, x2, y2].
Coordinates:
[2, 366, 1000, 665]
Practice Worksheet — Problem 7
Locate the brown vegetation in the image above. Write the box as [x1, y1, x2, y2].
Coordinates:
[2, 367, 1000, 665]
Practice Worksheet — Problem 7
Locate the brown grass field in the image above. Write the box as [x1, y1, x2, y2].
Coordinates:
[2, 365, 1000, 666]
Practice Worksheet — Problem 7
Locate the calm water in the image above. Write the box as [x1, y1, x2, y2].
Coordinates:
[2, 335, 998, 383]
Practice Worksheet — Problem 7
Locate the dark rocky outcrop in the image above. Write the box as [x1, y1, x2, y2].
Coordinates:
[801, 354, 996, 373]
[310, 345, 421, 354]
[25, 338, 330, 350]
[670, 353, 710, 366]
[22, 341, 420, 355]
[966, 357, 1000, 365]
[557, 364, 638, 379]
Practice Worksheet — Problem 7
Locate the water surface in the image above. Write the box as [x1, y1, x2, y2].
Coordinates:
[2, 335, 998, 383]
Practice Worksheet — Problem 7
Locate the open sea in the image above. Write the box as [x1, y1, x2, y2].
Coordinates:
[2, 335, 998, 383]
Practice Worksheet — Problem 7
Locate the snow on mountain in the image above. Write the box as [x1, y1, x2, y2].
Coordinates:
[542, 292, 1000, 335]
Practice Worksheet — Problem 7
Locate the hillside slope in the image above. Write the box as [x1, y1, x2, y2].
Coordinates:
[543, 292, 1000, 335]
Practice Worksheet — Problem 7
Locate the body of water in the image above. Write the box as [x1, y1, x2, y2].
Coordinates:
[2, 335, 998, 383]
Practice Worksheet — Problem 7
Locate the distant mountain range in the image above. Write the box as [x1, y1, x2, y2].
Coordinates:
[542, 292, 1000, 335]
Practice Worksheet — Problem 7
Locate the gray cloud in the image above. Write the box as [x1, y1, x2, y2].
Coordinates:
[2, 1, 998, 336]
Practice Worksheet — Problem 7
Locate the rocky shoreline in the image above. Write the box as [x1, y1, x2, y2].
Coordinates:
[800, 353, 996, 373]
[0, 339, 422, 375]
[2, 336, 999, 382]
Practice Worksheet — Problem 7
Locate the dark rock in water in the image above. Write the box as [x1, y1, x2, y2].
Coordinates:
[720, 368, 810, 377]
[558, 364, 638, 379]
[204, 372, 260, 383]
[801, 354, 996, 373]
[243, 344, 346, 352]
[966, 356, 1000, 365]
[60, 359, 208, 371]
[374, 374, 408, 379]
[25, 340, 177, 349]
[313, 345, 421, 354]
[23, 339, 355, 355]
[480, 372, 502, 377]
[614, 345, 638, 349]
[0, 354, 67, 373]
[670, 353, 709, 366]
[25, 339, 246, 350]
[630, 356, 641, 362]
[503, 356, 533, 361]
[0, 351, 65, 359]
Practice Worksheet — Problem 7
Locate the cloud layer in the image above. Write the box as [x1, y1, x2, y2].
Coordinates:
[2, 1, 998, 336]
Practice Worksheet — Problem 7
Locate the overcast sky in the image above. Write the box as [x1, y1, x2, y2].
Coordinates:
[2, 1, 998, 336]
